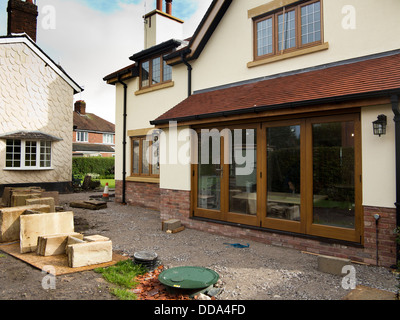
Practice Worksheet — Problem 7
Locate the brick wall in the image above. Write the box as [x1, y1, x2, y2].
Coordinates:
[115, 180, 160, 210]
[7, 0, 38, 42]
[158, 188, 398, 267]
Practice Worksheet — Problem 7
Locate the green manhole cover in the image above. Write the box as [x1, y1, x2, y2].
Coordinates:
[158, 266, 219, 289]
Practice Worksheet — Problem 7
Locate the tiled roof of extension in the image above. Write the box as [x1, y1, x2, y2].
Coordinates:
[152, 51, 400, 124]
[73, 112, 115, 133]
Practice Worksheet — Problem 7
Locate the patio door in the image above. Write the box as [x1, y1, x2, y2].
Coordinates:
[193, 125, 260, 226]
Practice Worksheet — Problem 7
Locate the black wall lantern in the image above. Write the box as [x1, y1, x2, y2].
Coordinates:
[373, 114, 387, 137]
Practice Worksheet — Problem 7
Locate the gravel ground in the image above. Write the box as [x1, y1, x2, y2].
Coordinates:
[0, 190, 398, 301]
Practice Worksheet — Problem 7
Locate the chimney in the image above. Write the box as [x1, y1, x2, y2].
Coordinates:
[7, 0, 38, 42]
[74, 100, 86, 115]
[165, 0, 172, 15]
[156, 0, 163, 11]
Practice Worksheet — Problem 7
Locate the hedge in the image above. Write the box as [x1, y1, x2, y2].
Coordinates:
[72, 157, 115, 179]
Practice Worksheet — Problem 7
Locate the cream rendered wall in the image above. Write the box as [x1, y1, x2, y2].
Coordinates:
[361, 105, 396, 209]
[116, 63, 189, 182]
[191, 0, 400, 92]
[0, 42, 74, 185]
[144, 13, 183, 49]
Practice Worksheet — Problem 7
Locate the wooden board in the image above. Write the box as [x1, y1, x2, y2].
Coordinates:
[70, 201, 107, 210]
[0, 242, 128, 275]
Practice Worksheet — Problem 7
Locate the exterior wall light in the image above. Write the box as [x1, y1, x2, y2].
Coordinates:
[373, 114, 387, 137]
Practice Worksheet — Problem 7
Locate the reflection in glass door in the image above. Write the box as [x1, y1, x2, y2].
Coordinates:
[266, 125, 301, 221]
[197, 132, 221, 211]
[312, 121, 355, 229]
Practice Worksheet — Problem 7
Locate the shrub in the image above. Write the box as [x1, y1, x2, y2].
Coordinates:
[72, 157, 115, 179]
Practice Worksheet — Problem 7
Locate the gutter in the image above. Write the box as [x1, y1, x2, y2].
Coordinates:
[117, 77, 128, 205]
[391, 94, 400, 266]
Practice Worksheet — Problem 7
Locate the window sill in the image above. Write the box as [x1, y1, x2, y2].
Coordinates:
[3, 167, 53, 171]
[126, 176, 160, 184]
[135, 81, 174, 96]
[247, 42, 329, 68]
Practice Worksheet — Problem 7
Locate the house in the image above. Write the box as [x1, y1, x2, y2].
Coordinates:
[0, 0, 83, 194]
[104, 0, 400, 267]
[73, 100, 115, 158]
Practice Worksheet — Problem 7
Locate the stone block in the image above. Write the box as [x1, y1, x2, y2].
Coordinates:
[19, 211, 74, 253]
[162, 219, 181, 232]
[0, 204, 50, 243]
[41, 191, 59, 205]
[25, 197, 55, 213]
[36, 232, 83, 256]
[317, 255, 352, 276]
[11, 192, 41, 207]
[83, 235, 110, 242]
[67, 240, 112, 268]
[2, 187, 42, 207]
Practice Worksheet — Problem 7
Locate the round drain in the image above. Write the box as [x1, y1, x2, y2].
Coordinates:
[158, 266, 219, 289]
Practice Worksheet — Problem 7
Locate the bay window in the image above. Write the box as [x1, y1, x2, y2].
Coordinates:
[5, 139, 52, 170]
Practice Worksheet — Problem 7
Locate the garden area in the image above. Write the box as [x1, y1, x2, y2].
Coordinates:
[72, 157, 115, 190]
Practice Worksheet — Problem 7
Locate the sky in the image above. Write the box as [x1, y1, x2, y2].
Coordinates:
[0, 0, 213, 124]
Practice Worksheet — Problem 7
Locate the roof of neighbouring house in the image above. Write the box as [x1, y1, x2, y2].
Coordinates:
[73, 112, 115, 134]
[151, 50, 400, 125]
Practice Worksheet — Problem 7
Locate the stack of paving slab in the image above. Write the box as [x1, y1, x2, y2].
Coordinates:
[0, 186, 112, 268]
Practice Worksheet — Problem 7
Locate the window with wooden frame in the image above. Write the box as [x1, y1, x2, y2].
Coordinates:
[131, 135, 160, 177]
[253, 0, 322, 60]
[140, 54, 172, 89]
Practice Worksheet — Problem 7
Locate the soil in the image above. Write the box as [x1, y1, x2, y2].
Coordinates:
[0, 190, 398, 302]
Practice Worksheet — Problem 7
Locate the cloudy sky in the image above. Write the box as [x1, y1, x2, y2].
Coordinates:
[0, 0, 213, 123]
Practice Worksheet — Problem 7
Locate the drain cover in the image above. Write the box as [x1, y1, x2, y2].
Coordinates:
[133, 251, 158, 270]
[158, 266, 219, 289]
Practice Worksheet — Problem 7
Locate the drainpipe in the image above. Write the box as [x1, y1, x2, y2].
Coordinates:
[391, 94, 400, 266]
[180, 49, 192, 97]
[118, 77, 128, 205]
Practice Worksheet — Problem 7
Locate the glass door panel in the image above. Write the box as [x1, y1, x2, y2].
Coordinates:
[228, 129, 257, 215]
[197, 132, 221, 211]
[266, 125, 301, 221]
[312, 121, 355, 229]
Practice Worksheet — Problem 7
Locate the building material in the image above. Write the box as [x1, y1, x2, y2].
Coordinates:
[70, 200, 107, 210]
[0, 204, 50, 243]
[11, 192, 41, 207]
[25, 197, 55, 213]
[1, 187, 42, 207]
[317, 255, 352, 276]
[162, 219, 182, 232]
[36, 232, 83, 256]
[19, 211, 74, 253]
[67, 240, 112, 268]
[83, 235, 110, 242]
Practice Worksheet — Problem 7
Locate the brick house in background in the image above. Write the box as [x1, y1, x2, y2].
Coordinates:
[73, 100, 115, 157]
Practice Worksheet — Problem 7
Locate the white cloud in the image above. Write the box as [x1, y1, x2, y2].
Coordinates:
[1, 0, 213, 124]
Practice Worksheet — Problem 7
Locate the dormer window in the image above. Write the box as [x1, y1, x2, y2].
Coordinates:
[140, 54, 172, 89]
[254, 0, 322, 60]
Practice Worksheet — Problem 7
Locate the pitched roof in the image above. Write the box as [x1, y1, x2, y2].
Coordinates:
[73, 112, 115, 133]
[0, 34, 83, 94]
[0, 130, 62, 141]
[151, 51, 400, 125]
[72, 143, 115, 153]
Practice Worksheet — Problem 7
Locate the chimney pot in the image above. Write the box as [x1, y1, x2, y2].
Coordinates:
[156, 0, 162, 11]
[166, 0, 172, 15]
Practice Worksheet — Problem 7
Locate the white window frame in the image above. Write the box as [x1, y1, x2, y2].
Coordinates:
[5, 139, 52, 170]
[76, 131, 88, 142]
[103, 133, 114, 144]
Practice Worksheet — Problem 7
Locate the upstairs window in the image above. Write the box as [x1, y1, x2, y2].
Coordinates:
[254, 0, 322, 59]
[103, 133, 114, 144]
[140, 54, 172, 89]
[76, 131, 88, 142]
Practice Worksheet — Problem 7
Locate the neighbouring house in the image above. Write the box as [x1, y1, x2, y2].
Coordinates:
[104, 0, 400, 267]
[72, 100, 115, 158]
[0, 0, 83, 194]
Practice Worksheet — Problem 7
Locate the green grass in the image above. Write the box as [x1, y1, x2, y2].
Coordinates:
[99, 179, 115, 189]
[94, 260, 147, 300]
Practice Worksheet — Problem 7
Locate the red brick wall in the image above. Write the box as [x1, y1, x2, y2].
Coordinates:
[115, 180, 160, 210]
[7, 0, 38, 42]
[158, 188, 398, 267]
